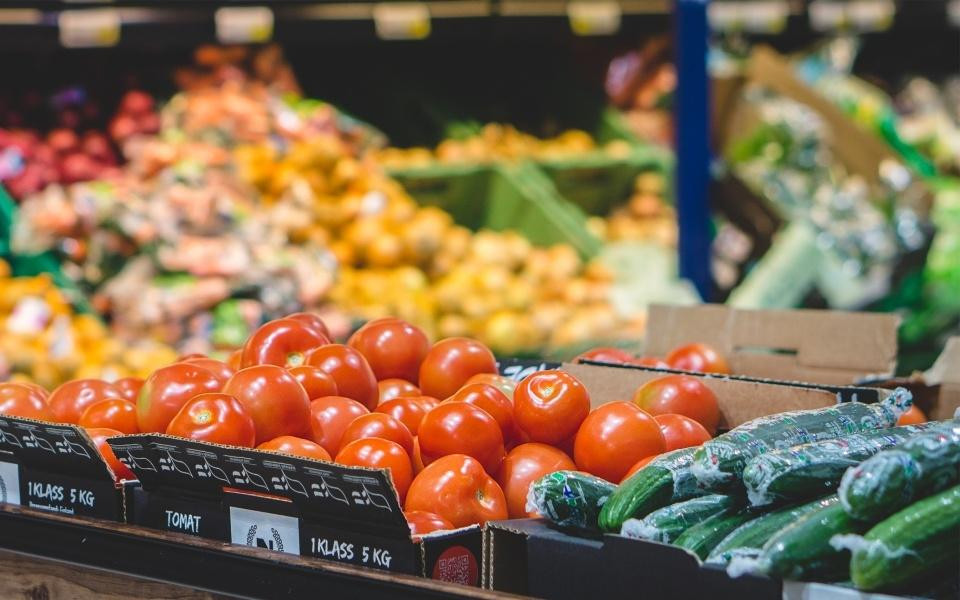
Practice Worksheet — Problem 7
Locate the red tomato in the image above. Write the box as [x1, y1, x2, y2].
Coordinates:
[897, 405, 927, 426]
[227, 349, 242, 371]
[632, 357, 670, 369]
[405, 454, 508, 528]
[404, 510, 453, 539]
[223, 365, 311, 444]
[348, 318, 430, 383]
[137, 364, 222, 433]
[0, 382, 53, 421]
[417, 396, 440, 410]
[573, 402, 665, 483]
[447, 383, 516, 444]
[336, 438, 413, 503]
[497, 443, 576, 518]
[165, 393, 256, 447]
[665, 343, 730, 374]
[633, 375, 720, 435]
[289, 365, 339, 400]
[338, 413, 414, 456]
[180, 357, 235, 386]
[513, 370, 590, 445]
[378, 378, 420, 404]
[418, 402, 505, 476]
[286, 311, 332, 339]
[466, 373, 516, 398]
[79, 399, 139, 434]
[16, 381, 49, 401]
[306, 344, 378, 410]
[418, 338, 497, 401]
[621, 454, 658, 483]
[86, 427, 136, 481]
[412, 437, 426, 474]
[654, 413, 712, 451]
[575, 347, 635, 364]
[375, 397, 430, 435]
[241, 318, 329, 369]
[258, 436, 331, 462]
[49, 379, 124, 424]
[308, 396, 369, 456]
[112, 377, 144, 402]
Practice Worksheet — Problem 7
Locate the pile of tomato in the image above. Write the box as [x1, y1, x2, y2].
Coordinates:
[0, 312, 734, 538]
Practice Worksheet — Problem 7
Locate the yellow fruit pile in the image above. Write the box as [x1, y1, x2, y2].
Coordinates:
[587, 171, 677, 245]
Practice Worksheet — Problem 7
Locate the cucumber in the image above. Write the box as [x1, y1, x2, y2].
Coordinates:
[526, 470, 616, 531]
[707, 495, 839, 564]
[673, 508, 754, 560]
[742, 422, 938, 507]
[846, 484, 960, 591]
[838, 426, 960, 521]
[598, 447, 703, 532]
[691, 389, 912, 492]
[620, 494, 736, 543]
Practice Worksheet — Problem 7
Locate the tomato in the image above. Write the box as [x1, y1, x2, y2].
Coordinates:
[418, 338, 497, 401]
[466, 373, 516, 398]
[338, 413, 414, 456]
[113, 377, 144, 402]
[85, 427, 136, 481]
[166, 393, 256, 447]
[0, 382, 52, 421]
[348, 318, 430, 383]
[306, 344, 378, 410]
[308, 396, 369, 456]
[227, 349, 242, 371]
[665, 343, 730, 374]
[180, 357, 235, 386]
[223, 365, 311, 444]
[897, 404, 927, 426]
[258, 436, 331, 462]
[621, 454, 658, 483]
[447, 383, 516, 444]
[137, 364, 222, 433]
[497, 443, 575, 518]
[632, 357, 670, 369]
[49, 379, 124, 425]
[575, 347, 635, 364]
[405, 510, 454, 539]
[79, 399, 139, 434]
[241, 318, 329, 369]
[378, 378, 420, 404]
[405, 454, 508, 528]
[654, 413, 711, 451]
[417, 396, 440, 410]
[632, 375, 720, 435]
[513, 370, 590, 445]
[289, 365, 339, 400]
[286, 311, 332, 339]
[412, 437, 426, 474]
[336, 438, 413, 503]
[418, 402, 505, 476]
[573, 402, 665, 483]
[375, 397, 430, 435]
[16, 381, 49, 401]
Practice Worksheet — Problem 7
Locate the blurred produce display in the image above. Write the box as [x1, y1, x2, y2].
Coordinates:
[605, 36, 674, 147]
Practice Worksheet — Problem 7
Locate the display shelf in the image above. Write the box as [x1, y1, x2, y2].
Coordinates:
[0, 504, 506, 600]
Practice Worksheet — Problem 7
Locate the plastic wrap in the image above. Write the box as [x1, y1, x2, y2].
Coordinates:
[620, 494, 735, 543]
[526, 470, 615, 531]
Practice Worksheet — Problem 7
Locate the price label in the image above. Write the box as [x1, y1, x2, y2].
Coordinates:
[215, 6, 274, 44]
[0, 9, 42, 25]
[809, 0, 894, 32]
[808, 1, 847, 31]
[568, 1, 621, 36]
[229, 507, 300, 556]
[58, 9, 120, 48]
[948, 0, 960, 27]
[710, 1, 789, 34]
[372, 2, 431, 40]
[0, 462, 21, 506]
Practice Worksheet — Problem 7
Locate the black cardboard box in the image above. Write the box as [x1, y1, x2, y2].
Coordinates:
[109, 434, 483, 586]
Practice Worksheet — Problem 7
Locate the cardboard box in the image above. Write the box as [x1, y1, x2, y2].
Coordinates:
[861, 336, 960, 421]
[109, 434, 482, 585]
[0, 415, 127, 521]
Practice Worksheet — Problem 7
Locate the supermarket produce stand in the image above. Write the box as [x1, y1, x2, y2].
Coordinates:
[0, 504, 507, 599]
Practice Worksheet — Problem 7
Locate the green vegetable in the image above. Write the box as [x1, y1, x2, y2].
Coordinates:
[527, 470, 615, 531]
[742, 422, 938, 507]
[838, 425, 960, 521]
[620, 494, 735, 543]
[673, 508, 754, 560]
[691, 390, 912, 492]
[598, 447, 703, 532]
[707, 495, 840, 564]
[844, 484, 960, 591]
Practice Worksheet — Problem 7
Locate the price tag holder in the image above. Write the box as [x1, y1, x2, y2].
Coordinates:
[58, 8, 120, 48]
[215, 6, 274, 44]
[710, 1, 789, 34]
[567, 1, 621, 36]
[809, 0, 894, 32]
[372, 2, 431, 40]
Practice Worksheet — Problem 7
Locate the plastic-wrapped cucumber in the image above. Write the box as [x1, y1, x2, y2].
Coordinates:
[691, 389, 912, 492]
[742, 422, 939, 507]
[526, 470, 615, 531]
[707, 495, 839, 564]
[620, 494, 736, 543]
[838, 425, 960, 521]
[673, 508, 755, 559]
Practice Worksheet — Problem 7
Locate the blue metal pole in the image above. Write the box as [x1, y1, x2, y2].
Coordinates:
[674, 0, 712, 300]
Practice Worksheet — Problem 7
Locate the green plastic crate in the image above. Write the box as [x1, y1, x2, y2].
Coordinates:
[387, 163, 494, 229]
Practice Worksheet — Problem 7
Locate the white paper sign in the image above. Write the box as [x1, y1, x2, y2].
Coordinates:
[0, 461, 21, 506]
[372, 3, 431, 40]
[568, 1, 622, 36]
[215, 6, 274, 44]
[58, 9, 120, 48]
[229, 506, 300, 555]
